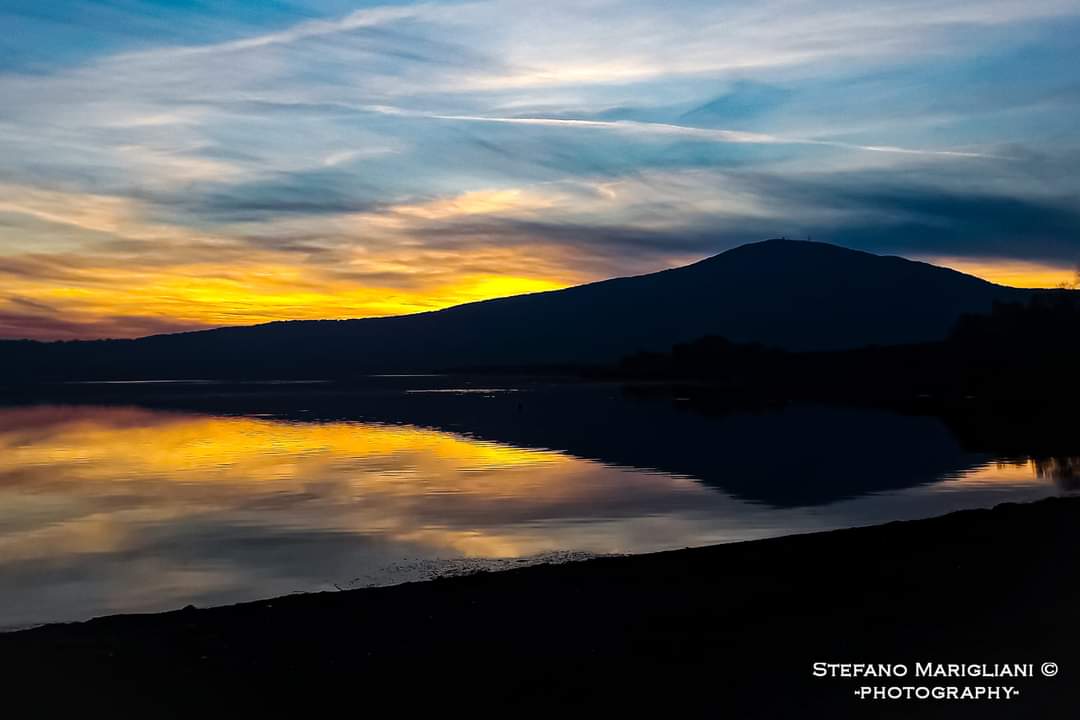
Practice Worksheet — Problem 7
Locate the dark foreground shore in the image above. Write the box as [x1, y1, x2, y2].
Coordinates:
[2, 498, 1077, 717]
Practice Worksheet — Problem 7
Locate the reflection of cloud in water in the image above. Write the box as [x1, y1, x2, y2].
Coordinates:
[405, 388, 521, 394]
[0, 405, 1066, 628]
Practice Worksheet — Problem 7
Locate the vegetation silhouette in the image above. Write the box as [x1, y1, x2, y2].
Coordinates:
[602, 291, 1080, 413]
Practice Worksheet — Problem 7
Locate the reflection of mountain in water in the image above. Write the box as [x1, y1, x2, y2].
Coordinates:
[7, 380, 993, 507]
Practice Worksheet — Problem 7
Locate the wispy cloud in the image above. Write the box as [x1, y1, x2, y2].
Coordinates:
[407, 112, 999, 158]
[117, 4, 429, 61]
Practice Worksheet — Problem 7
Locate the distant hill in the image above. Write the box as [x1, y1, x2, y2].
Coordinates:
[0, 240, 1031, 381]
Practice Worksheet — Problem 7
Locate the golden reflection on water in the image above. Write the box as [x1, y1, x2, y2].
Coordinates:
[939, 459, 1043, 487]
[0, 405, 704, 565]
[936, 458, 1080, 491]
[0, 404, 1070, 627]
[0, 405, 557, 484]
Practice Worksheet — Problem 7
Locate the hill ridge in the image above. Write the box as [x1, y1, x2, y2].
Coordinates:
[0, 239, 1032, 380]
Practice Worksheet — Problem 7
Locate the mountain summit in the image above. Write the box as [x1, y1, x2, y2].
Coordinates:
[1, 240, 1028, 380]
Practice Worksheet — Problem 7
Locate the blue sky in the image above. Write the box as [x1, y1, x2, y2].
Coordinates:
[1, 0, 1079, 338]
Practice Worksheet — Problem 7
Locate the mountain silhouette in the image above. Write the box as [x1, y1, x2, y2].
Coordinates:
[0, 240, 1030, 380]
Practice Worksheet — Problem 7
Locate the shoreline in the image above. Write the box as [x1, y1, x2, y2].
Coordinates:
[2, 496, 1078, 716]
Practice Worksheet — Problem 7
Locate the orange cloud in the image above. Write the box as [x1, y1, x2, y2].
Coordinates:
[0, 185, 601, 340]
[0, 258, 574, 340]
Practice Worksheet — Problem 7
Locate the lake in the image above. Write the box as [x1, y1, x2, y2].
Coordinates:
[0, 377, 1073, 628]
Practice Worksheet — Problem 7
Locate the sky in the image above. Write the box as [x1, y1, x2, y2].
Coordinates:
[2, 0, 1079, 340]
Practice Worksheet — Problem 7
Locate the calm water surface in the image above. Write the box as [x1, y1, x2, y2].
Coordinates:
[0, 381, 1073, 628]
